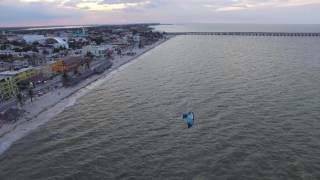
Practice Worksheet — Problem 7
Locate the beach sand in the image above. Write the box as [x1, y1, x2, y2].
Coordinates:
[0, 37, 171, 155]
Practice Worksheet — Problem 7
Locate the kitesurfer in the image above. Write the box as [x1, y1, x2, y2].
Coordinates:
[183, 112, 194, 128]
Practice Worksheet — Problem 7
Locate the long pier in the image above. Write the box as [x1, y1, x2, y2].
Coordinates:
[169, 32, 320, 37]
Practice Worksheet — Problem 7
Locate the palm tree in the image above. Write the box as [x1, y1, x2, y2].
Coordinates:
[16, 93, 23, 107]
[62, 72, 68, 81]
[85, 58, 91, 69]
[28, 88, 34, 102]
[85, 52, 94, 59]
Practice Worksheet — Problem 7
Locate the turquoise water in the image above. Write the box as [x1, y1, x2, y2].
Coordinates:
[1, 34, 320, 179]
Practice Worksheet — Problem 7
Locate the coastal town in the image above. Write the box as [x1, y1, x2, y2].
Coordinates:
[0, 24, 167, 126]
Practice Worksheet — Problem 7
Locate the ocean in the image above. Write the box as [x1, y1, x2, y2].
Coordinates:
[1, 25, 320, 180]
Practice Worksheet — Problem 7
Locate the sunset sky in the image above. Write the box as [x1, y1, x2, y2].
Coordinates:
[1, 0, 320, 27]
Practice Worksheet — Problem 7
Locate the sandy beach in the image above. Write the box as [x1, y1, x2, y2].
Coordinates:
[0, 37, 171, 155]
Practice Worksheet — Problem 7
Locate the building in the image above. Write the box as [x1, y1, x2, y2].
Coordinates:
[22, 35, 69, 49]
[46, 37, 69, 49]
[0, 67, 39, 83]
[0, 76, 18, 100]
[0, 62, 12, 72]
[133, 35, 141, 43]
[39, 62, 57, 78]
[72, 28, 88, 38]
[82, 45, 113, 57]
[0, 49, 36, 58]
[6, 35, 22, 42]
[0, 50, 16, 56]
[23, 35, 46, 44]
[12, 60, 29, 70]
[51, 56, 90, 73]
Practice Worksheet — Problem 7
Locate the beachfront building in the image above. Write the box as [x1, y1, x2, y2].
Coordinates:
[0, 76, 18, 101]
[51, 56, 93, 86]
[51, 56, 91, 74]
[0, 67, 39, 83]
[37, 63, 56, 78]
[82, 45, 113, 57]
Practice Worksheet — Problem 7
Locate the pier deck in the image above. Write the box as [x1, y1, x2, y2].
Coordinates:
[169, 32, 320, 37]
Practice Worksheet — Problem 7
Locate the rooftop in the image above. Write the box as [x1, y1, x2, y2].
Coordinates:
[0, 67, 34, 77]
[61, 56, 85, 65]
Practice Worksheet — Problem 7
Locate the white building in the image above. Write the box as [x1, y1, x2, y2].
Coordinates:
[23, 35, 46, 44]
[82, 45, 113, 57]
[22, 35, 69, 49]
[0, 50, 35, 57]
[49, 37, 69, 49]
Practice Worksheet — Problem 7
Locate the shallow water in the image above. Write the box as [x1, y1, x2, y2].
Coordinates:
[1, 35, 320, 180]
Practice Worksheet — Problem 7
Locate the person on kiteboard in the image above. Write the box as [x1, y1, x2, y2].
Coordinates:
[183, 112, 194, 128]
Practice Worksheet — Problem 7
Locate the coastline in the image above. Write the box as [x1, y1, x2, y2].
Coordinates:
[0, 36, 172, 155]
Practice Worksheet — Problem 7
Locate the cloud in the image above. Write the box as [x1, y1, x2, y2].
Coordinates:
[19, 0, 151, 11]
[74, 0, 150, 11]
[204, 0, 320, 11]
[1, 0, 320, 26]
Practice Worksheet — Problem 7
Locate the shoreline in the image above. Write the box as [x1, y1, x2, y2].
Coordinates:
[0, 36, 172, 155]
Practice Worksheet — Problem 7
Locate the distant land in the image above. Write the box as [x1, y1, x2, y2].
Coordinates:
[0, 23, 161, 31]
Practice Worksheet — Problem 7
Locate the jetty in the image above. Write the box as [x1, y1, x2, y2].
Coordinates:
[169, 32, 320, 37]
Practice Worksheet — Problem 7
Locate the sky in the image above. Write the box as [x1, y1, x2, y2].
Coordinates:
[0, 0, 320, 27]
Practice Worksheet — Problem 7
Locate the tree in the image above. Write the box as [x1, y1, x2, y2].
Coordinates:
[22, 46, 32, 52]
[0, 54, 13, 62]
[53, 47, 65, 53]
[106, 50, 113, 59]
[16, 93, 23, 107]
[85, 58, 91, 69]
[139, 42, 143, 49]
[85, 52, 94, 59]
[0, 44, 7, 50]
[117, 49, 122, 56]
[32, 41, 39, 46]
[43, 49, 49, 55]
[74, 68, 79, 75]
[28, 88, 34, 102]
[93, 36, 104, 45]
[31, 46, 39, 52]
[62, 72, 68, 82]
